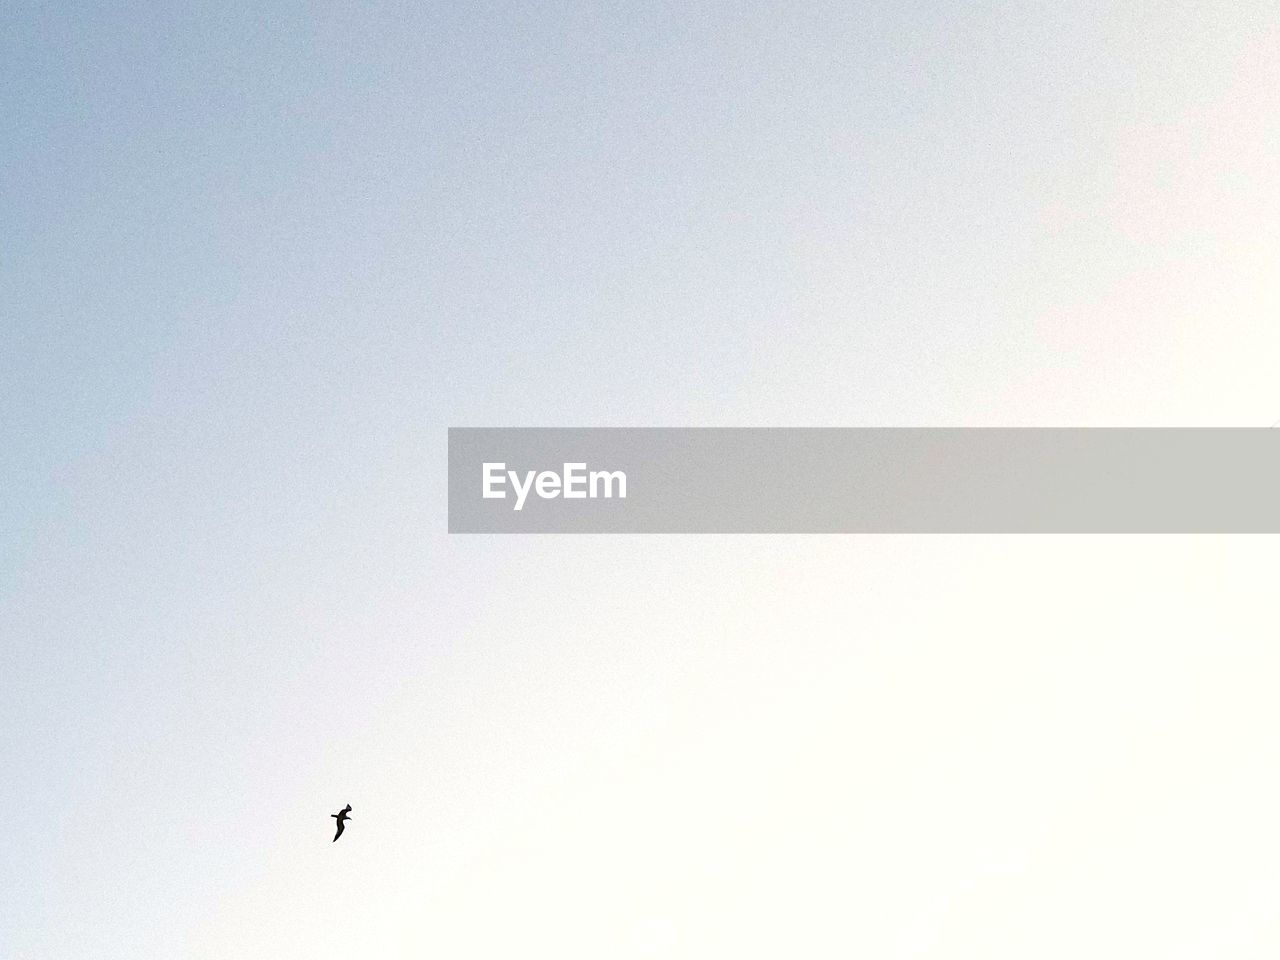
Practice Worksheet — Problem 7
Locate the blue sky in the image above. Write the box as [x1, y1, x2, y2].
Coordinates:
[3, 1, 1279, 956]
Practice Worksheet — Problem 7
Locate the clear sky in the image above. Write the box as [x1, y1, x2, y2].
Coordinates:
[2, 2, 1279, 957]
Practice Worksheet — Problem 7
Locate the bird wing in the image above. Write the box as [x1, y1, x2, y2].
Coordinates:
[333, 818, 345, 842]
[342, 804, 352, 814]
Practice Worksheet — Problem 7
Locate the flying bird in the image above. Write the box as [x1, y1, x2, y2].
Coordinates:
[331, 804, 352, 842]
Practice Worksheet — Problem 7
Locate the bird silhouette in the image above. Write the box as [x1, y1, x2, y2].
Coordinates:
[331, 804, 352, 842]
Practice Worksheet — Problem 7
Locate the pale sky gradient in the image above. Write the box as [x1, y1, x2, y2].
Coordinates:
[3, 2, 1279, 957]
